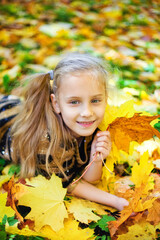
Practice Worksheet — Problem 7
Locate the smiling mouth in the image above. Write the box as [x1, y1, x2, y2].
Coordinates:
[77, 121, 95, 127]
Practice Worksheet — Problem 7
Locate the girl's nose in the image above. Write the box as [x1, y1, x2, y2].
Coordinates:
[80, 104, 93, 117]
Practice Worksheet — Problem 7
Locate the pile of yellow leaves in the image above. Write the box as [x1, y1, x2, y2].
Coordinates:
[0, 100, 160, 239]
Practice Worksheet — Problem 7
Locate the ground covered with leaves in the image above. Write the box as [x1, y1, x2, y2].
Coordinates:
[0, 0, 160, 239]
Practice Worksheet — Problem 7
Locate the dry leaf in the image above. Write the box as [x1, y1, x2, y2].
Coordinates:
[99, 100, 136, 131]
[40, 217, 94, 240]
[4, 176, 24, 222]
[108, 185, 146, 237]
[66, 198, 100, 224]
[108, 113, 160, 153]
[117, 221, 156, 240]
[147, 199, 160, 226]
[0, 192, 15, 221]
[130, 151, 154, 192]
[18, 174, 68, 232]
[6, 224, 45, 238]
[0, 175, 11, 188]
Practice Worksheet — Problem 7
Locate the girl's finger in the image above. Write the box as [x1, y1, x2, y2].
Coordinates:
[95, 141, 111, 149]
[97, 131, 110, 137]
[95, 146, 111, 158]
[96, 136, 111, 144]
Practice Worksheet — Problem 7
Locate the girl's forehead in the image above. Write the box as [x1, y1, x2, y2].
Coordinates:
[61, 71, 105, 86]
[58, 72, 106, 96]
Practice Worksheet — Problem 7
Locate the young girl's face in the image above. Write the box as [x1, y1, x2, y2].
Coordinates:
[51, 72, 107, 138]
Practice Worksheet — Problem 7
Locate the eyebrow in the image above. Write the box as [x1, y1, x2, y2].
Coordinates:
[66, 94, 104, 99]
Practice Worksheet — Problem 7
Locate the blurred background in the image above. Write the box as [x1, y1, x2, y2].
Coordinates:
[0, 0, 160, 113]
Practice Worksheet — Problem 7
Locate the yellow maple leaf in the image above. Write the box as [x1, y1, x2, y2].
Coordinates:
[40, 217, 94, 240]
[81, 198, 115, 215]
[66, 198, 100, 224]
[6, 224, 45, 238]
[0, 175, 11, 188]
[130, 151, 154, 193]
[99, 100, 136, 131]
[6, 211, 94, 240]
[0, 193, 15, 221]
[117, 222, 156, 240]
[18, 174, 68, 232]
[101, 143, 119, 186]
[134, 197, 156, 212]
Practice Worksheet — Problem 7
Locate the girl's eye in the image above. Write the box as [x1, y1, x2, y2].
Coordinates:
[70, 100, 80, 105]
[91, 99, 101, 103]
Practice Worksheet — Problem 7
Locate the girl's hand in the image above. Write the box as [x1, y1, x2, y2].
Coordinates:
[115, 197, 129, 211]
[90, 131, 111, 162]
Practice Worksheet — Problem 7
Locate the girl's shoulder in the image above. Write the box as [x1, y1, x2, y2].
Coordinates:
[0, 95, 22, 128]
[0, 95, 22, 160]
[0, 95, 21, 109]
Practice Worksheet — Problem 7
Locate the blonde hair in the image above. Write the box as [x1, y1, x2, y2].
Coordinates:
[11, 53, 109, 178]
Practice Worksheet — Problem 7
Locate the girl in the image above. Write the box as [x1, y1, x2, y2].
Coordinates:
[0, 53, 128, 211]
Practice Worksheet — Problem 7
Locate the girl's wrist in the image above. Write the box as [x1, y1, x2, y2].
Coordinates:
[113, 196, 129, 211]
[93, 159, 102, 163]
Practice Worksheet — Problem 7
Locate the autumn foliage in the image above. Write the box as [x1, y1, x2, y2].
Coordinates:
[0, 102, 160, 239]
[0, 0, 160, 239]
[108, 113, 160, 152]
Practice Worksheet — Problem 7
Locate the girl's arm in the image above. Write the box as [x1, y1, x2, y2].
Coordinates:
[82, 131, 111, 183]
[71, 180, 129, 211]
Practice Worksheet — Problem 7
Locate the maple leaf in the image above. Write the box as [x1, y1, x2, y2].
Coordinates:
[108, 113, 160, 153]
[134, 197, 156, 212]
[40, 217, 94, 240]
[114, 176, 135, 199]
[151, 173, 160, 197]
[130, 151, 154, 193]
[18, 174, 68, 232]
[147, 199, 160, 226]
[101, 143, 120, 189]
[6, 224, 45, 238]
[0, 192, 15, 221]
[108, 185, 149, 237]
[0, 175, 11, 188]
[99, 100, 136, 131]
[84, 199, 115, 215]
[4, 176, 24, 222]
[117, 221, 157, 240]
[66, 198, 100, 224]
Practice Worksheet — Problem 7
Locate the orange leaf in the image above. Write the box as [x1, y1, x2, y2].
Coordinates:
[147, 199, 160, 226]
[108, 185, 145, 237]
[5, 176, 24, 222]
[108, 113, 160, 152]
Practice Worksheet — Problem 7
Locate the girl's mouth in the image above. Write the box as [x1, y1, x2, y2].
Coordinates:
[77, 121, 95, 127]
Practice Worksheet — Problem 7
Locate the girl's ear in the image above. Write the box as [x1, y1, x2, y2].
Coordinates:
[50, 94, 61, 114]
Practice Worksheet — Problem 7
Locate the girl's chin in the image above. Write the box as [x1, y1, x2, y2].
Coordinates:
[71, 129, 96, 138]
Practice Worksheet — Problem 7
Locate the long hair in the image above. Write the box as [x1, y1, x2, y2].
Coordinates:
[11, 53, 110, 178]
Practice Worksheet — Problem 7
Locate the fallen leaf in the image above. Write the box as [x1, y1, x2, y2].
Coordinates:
[99, 100, 136, 131]
[18, 174, 68, 232]
[0, 175, 11, 188]
[40, 217, 94, 240]
[6, 223, 45, 238]
[130, 151, 154, 192]
[66, 198, 100, 224]
[0, 192, 15, 221]
[147, 199, 160, 226]
[108, 185, 146, 237]
[5, 176, 24, 222]
[117, 221, 156, 240]
[134, 197, 156, 212]
[108, 113, 160, 152]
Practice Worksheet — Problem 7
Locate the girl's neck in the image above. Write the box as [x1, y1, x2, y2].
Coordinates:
[77, 136, 84, 147]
